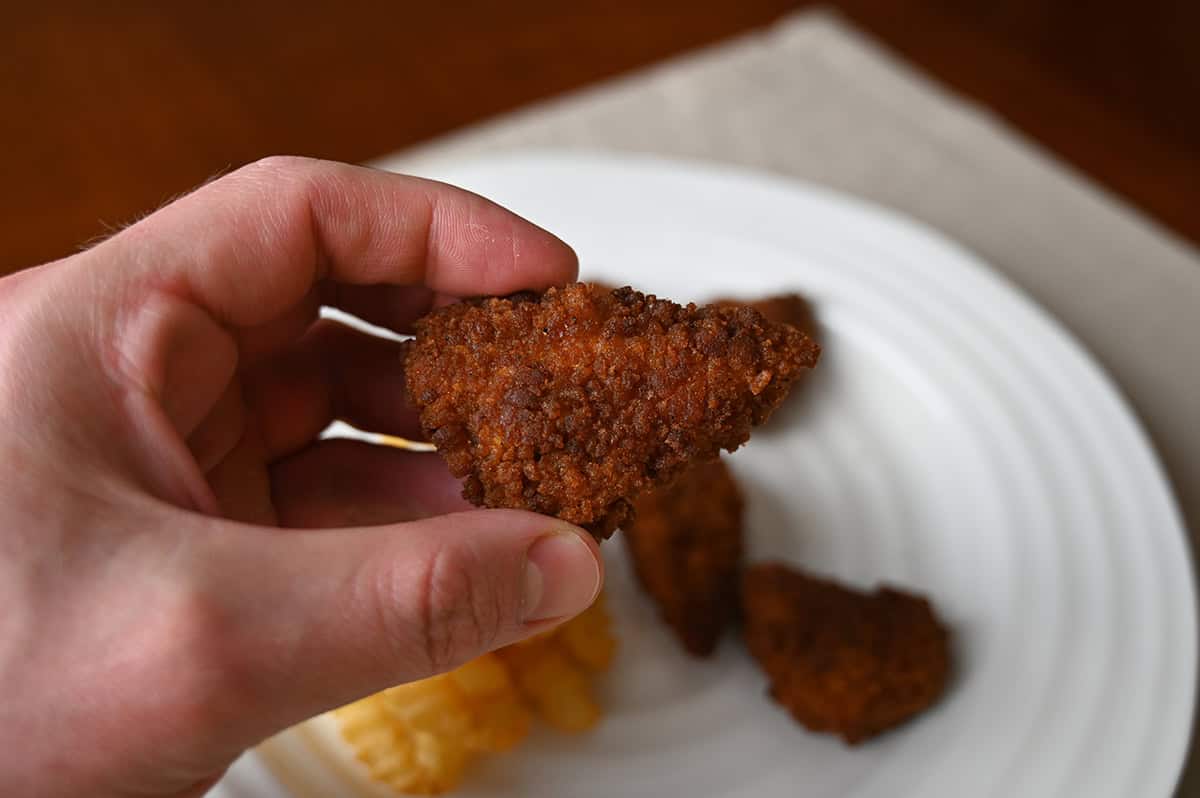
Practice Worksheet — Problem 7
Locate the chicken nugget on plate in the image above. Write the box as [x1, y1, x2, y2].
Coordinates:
[624, 457, 743, 656]
[741, 563, 950, 744]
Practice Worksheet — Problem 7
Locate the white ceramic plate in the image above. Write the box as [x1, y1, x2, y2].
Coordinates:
[213, 152, 1196, 798]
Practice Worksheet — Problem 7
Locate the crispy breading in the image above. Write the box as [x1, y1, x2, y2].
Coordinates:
[714, 293, 818, 340]
[404, 283, 819, 538]
[715, 293, 819, 404]
[623, 458, 743, 656]
[741, 563, 951, 744]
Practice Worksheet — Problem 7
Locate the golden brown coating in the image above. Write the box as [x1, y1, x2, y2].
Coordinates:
[404, 283, 819, 538]
[714, 294, 819, 406]
[624, 458, 743, 656]
[714, 293, 818, 340]
[741, 563, 951, 745]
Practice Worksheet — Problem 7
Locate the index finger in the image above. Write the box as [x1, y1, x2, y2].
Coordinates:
[94, 156, 578, 328]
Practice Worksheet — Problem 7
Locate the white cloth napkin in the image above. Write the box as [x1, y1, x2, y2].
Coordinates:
[379, 9, 1200, 791]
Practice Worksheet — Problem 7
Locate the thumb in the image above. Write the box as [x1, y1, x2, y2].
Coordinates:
[184, 509, 602, 747]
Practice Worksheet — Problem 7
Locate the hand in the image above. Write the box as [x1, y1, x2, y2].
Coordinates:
[0, 157, 603, 797]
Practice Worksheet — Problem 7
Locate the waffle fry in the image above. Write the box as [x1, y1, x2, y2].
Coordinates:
[496, 593, 617, 733]
[447, 653, 530, 752]
[497, 634, 601, 733]
[334, 687, 470, 795]
[556, 592, 617, 672]
[334, 594, 616, 794]
[335, 653, 525, 794]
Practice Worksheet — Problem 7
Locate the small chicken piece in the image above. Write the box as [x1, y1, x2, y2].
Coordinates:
[624, 458, 743, 657]
[741, 563, 951, 745]
[404, 283, 819, 538]
[714, 292, 818, 340]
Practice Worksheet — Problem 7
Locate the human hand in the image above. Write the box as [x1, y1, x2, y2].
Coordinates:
[0, 157, 603, 797]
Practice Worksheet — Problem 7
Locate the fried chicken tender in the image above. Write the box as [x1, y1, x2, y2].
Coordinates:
[624, 458, 743, 657]
[741, 563, 951, 744]
[334, 594, 617, 793]
[404, 283, 819, 538]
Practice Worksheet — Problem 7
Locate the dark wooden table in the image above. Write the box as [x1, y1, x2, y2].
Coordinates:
[2, 1, 1198, 276]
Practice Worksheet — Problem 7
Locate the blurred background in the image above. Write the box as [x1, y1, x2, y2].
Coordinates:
[3, 3, 1199, 795]
[2, 0, 1197, 275]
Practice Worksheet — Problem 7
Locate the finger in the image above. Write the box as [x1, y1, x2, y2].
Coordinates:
[204, 425, 276, 525]
[243, 283, 442, 361]
[187, 378, 246, 473]
[92, 156, 578, 331]
[234, 286, 322, 366]
[243, 319, 422, 460]
[269, 439, 469, 528]
[319, 282, 437, 335]
[183, 509, 603, 747]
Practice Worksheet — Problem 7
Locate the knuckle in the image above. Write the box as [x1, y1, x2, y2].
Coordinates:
[406, 544, 505, 674]
[236, 156, 319, 207]
[243, 154, 317, 178]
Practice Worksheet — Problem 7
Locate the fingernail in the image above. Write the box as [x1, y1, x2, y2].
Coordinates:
[522, 527, 602, 624]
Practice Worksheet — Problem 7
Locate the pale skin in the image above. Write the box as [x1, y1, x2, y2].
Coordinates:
[0, 157, 604, 797]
